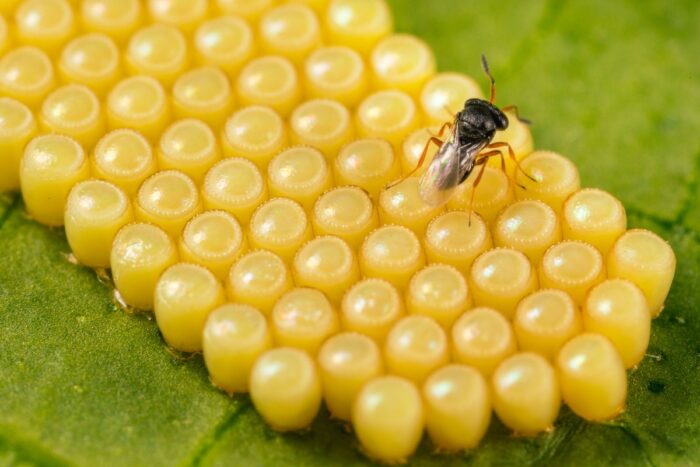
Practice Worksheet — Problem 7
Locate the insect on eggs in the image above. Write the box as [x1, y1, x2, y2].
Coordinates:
[4, 0, 679, 460]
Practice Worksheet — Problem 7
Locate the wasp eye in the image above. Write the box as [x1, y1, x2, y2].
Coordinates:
[497, 111, 509, 130]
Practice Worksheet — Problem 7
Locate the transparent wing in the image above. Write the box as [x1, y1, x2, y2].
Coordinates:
[418, 131, 477, 207]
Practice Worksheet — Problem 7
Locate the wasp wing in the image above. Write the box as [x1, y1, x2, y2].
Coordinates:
[418, 128, 481, 207]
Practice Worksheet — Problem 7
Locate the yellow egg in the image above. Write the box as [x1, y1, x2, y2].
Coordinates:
[125, 23, 189, 87]
[111, 222, 178, 310]
[325, 0, 393, 56]
[193, 16, 255, 78]
[489, 110, 534, 175]
[259, 4, 322, 65]
[539, 240, 605, 305]
[360, 225, 425, 290]
[317, 332, 383, 420]
[607, 229, 675, 317]
[448, 166, 514, 224]
[400, 126, 440, 176]
[216, 0, 276, 23]
[106, 76, 171, 143]
[221, 105, 288, 170]
[469, 248, 537, 319]
[134, 170, 202, 238]
[248, 198, 313, 263]
[226, 250, 294, 315]
[0, 46, 55, 109]
[424, 210, 492, 277]
[406, 264, 471, 329]
[451, 307, 516, 376]
[420, 72, 483, 125]
[203, 303, 272, 394]
[153, 262, 226, 352]
[290, 99, 355, 160]
[58, 33, 122, 98]
[40, 84, 105, 150]
[157, 118, 221, 185]
[303, 46, 369, 108]
[352, 375, 424, 463]
[271, 287, 340, 354]
[80, 0, 143, 45]
[514, 289, 582, 360]
[236, 55, 302, 118]
[514, 150, 580, 213]
[422, 364, 491, 451]
[341, 278, 404, 343]
[14, 0, 76, 54]
[65, 180, 133, 268]
[370, 34, 435, 97]
[556, 333, 627, 421]
[0, 0, 17, 16]
[334, 138, 400, 199]
[267, 146, 333, 211]
[311, 186, 379, 249]
[378, 177, 444, 235]
[91, 129, 156, 197]
[356, 90, 420, 150]
[292, 235, 359, 304]
[493, 199, 562, 264]
[172, 66, 234, 131]
[202, 158, 268, 225]
[0, 15, 9, 56]
[147, 0, 208, 36]
[492, 352, 561, 434]
[0, 98, 37, 192]
[562, 188, 627, 256]
[384, 315, 448, 383]
[285, 0, 328, 14]
[179, 210, 246, 281]
[250, 347, 322, 431]
[583, 279, 650, 368]
[20, 134, 89, 226]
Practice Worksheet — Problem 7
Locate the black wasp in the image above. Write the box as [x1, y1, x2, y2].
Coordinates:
[388, 55, 535, 214]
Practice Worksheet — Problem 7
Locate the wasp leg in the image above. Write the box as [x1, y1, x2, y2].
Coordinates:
[476, 149, 506, 174]
[476, 149, 527, 190]
[467, 159, 489, 226]
[386, 136, 444, 189]
[486, 141, 537, 182]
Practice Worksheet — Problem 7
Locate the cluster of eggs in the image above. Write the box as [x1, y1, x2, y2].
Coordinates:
[0, 0, 677, 463]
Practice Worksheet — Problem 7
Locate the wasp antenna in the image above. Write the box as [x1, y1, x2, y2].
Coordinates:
[481, 54, 496, 104]
[501, 104, 532, 126]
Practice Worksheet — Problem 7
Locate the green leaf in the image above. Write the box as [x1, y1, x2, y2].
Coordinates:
[1, 1, 700, 465]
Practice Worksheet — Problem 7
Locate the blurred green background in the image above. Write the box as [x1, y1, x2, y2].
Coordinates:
[1, 0, 700, 466]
